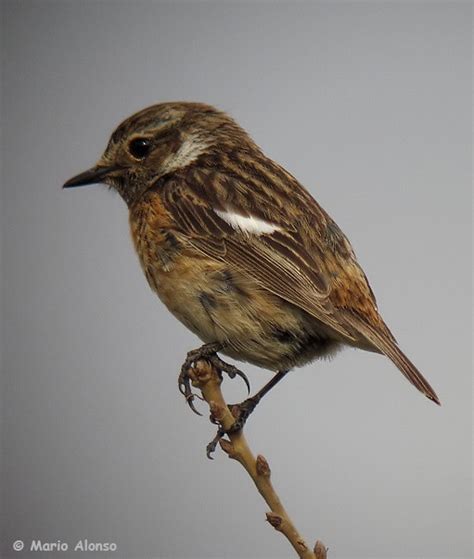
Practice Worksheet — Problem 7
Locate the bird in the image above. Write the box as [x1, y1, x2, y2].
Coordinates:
[64, 102, 440, 453]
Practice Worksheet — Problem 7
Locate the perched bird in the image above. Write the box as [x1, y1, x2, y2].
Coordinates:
[64, 102, 440, 451]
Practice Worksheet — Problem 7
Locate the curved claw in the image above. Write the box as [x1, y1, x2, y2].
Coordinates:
[178, 369, 203, 416]
[178, 344, 252, 456]
[186, 393, 203, 416]
[206, 428, 225, 459]
[234, 368, 251, 395]
[206, 444, 216, 460]
[208, 355, 251, 395]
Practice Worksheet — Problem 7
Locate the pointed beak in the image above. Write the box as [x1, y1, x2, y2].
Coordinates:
[63, 165, 118, 189]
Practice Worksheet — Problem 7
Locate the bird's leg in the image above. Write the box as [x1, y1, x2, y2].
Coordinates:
[228, 369, 290, 430]
[179, 342, 250, 415]
[206, 370, 289, 458]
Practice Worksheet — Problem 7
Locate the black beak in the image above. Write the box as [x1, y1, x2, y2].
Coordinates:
[63, 165, 118, 188]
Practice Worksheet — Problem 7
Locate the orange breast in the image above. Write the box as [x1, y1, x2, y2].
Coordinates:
[129, 193, 177, 287]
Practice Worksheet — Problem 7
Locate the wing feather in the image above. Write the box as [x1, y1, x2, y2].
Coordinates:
[159, 175, 357, 340]
[153, 167, 439, 405]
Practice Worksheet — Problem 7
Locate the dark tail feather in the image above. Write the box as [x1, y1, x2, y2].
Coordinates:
[377, 335, 440, 405]
[345, 314, 441, 405]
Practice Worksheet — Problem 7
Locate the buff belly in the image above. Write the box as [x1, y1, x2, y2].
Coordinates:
[143, 251, 341, 371]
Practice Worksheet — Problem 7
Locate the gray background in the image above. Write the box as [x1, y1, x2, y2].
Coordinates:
[1, 2, 471, 558]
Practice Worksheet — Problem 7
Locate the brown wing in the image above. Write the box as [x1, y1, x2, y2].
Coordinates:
[158, 171, 368, 342]
[157, 169, 439, 404]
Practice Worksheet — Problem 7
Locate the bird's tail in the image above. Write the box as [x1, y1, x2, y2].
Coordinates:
[344, 313, 441, 405]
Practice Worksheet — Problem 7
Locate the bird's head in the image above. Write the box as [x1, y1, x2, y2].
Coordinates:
[63, 102, 252, 205]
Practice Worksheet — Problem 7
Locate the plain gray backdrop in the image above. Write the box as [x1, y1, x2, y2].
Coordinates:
[1, 2, 472, 558]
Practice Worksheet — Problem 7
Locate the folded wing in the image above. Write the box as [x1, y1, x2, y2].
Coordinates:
[157, 169, 439, 404]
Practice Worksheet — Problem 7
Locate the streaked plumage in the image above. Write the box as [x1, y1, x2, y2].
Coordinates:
[64, 102, 440, 406]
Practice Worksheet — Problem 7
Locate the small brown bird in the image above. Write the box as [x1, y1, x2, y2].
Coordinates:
[64, 102, 440, 451]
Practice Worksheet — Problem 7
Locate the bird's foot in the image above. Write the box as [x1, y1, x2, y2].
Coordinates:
[178, 343, 250, 416]
[206, 396, 260, 459]
[227, 396, 259, 432]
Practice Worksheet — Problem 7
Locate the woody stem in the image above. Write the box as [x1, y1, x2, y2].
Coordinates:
[188, 360, 327, 559]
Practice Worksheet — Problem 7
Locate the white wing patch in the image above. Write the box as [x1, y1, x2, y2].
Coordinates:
[215, 210, 280, 235]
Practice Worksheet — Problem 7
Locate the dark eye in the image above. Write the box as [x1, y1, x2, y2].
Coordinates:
[128, 137, 152, 159]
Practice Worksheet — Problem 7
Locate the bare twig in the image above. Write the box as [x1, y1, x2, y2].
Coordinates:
[188, 360, 328, 559]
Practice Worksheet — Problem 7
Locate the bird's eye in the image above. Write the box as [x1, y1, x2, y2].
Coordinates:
[128, 137, 152, 159]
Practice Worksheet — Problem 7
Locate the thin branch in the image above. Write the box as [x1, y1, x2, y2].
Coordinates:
[188, 360, 328, 559]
